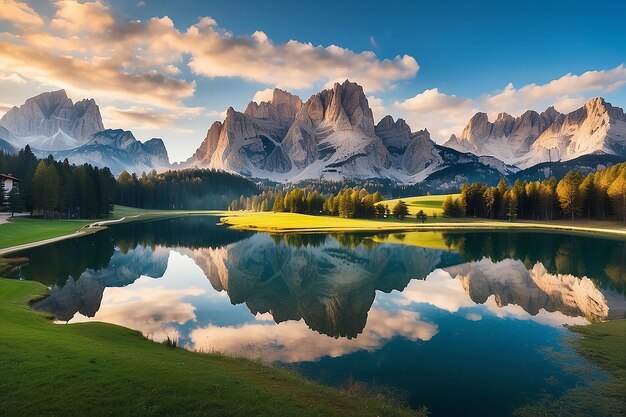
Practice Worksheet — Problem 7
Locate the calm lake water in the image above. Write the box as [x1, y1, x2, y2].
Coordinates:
[4, 216, 626, 416]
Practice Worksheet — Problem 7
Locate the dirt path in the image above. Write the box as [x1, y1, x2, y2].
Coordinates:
[0, 216, 134, 256]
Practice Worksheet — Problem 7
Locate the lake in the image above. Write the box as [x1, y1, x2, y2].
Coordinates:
[4, 216, 626, 416]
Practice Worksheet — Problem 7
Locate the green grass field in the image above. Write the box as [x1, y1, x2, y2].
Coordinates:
[380, 194, 458, 216]
[0, 217, 94, 249]
[0, 206, 213, 250]
[0, 278, 421, 417]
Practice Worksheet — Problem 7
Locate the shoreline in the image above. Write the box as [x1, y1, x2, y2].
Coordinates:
[3, 209, 626, 256]
[0, 209, 222, 256]
[0, 278, 418, 417]
[219, 211, 626, 240]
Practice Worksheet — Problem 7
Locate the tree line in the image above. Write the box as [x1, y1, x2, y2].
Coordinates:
[230, 186, 413, 219]
[443, 162, 626, 223]
[0, 146, 115, 218]
[116, 168, 258, 210]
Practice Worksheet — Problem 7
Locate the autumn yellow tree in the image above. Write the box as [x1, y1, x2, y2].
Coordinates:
[608, 172, 626, 224]
[556, 171, 583, 220]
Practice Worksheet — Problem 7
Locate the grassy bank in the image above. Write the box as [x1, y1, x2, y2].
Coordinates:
[0, 206, 219, 251]
[0, 206, 154, 249]
[219, 210, 626, 238]
[0, 278, 420, 417]
[571, 321, 626, 413]
[0, 217, 95, 249]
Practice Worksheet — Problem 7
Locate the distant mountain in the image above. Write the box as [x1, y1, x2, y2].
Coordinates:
[445, 97, 626, 168]
[0, 126, 15, 154]
[187, 80, 515, 183]
[0, 90, 170, 174]
[49, 129, 170, 175]
[0, 89, 103, 149]
[509, 153, 625, 182]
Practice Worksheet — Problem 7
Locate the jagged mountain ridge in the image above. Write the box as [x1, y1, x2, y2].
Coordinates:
[0, 89, 104, 148]
[49, 129, 170, 176]
[187, 80, 516, 183]
[0, 90, 170, 174]
[445, 98, 626, 168]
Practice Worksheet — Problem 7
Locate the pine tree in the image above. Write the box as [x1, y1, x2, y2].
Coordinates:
[8, 187, 22, 216]
[556, 171, 583, 220]
[273, 192, 284, 212]
[416, 209, 427, 223]
[392, 200, 409, 220]
[0, 179, 5, 211]
[608, 172, 626, 224]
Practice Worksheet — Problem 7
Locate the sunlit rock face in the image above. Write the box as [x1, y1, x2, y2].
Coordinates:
[187, 80, 514, 182]
[445, 258, 626, 322]
[0, 89, 104, 146]
[446, 97, 626, 168]
[0, 90, 171, 174]
[181, 234, 458, 338]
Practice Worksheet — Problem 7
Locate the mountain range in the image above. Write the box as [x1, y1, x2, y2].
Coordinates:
[444, 97, 626, 168]
[186, 81, 517, 183]
[0, 90, 169, 174]
[187, 80, 626, 184]
[1, 85, 625, 184]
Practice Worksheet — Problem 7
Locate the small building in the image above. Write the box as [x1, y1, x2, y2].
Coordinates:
[1, 174, 20, 199]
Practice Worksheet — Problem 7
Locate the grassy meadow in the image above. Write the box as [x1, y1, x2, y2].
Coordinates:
[379, 194, 457, 216]
[0, 278, 422, 417]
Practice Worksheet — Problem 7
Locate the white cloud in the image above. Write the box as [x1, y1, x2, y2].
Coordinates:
[393, 65, 626, 142]
[367, 95, 388, 123]
[0, 71, 27, 85]
[190, 308, 438, 363]
[392, 88, 476, 139]
[206, 109, 227, 119]
[51, 0, 115, 34]
[0, 0, 44, 27]
[0, 1, 419, 162]
[184, 26, 418, 92]
[102, 105, 205, 130]
[252, 88, 274, 104]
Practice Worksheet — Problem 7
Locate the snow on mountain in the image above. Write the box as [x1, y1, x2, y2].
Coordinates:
[49, 129, 170, 175]
[0, 91, 171, 174]
[188, 80, 515, 183]
[444, 107, 561, 164]
[0, 89, 103, 149]
[522, 98, 626, 167]
[445, 98, 626, 169]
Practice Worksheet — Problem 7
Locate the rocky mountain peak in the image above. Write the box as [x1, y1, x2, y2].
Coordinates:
[0, 89, 104, 143]
[244, 89, 302, 124]
[460, 112, 491, 144]
[540, 106, 561, 124]
[375, 115, 413, 154]
[495, 112, 513, 123]
[317, 80, 375, 135]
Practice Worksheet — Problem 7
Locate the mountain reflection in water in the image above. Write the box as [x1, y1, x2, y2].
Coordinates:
[6, 217, 626, 416]
[4, 217, 624, 360]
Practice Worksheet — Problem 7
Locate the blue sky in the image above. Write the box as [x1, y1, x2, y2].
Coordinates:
[0, 0, 625, 161]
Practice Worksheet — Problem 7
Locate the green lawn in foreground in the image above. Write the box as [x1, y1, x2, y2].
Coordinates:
[0, 206, 191, 250]
[380, 194, 457, 216]
[0, 217, 93, 249]
[0, 278, 420, 417]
